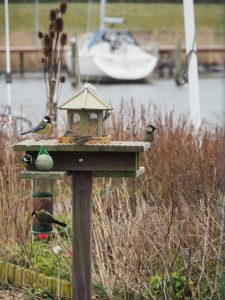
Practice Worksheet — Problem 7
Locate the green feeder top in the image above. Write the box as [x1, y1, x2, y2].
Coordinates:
[58, 84, 113, 111]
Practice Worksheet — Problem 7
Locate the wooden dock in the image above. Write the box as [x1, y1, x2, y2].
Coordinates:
[0, 45, 224, 74]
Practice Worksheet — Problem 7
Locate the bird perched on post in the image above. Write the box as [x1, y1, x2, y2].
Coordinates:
[21, 116, 52, 137]
[21, 154, 32, 168]
[143, 124, 156, 142]
[32, 210, 67, 228]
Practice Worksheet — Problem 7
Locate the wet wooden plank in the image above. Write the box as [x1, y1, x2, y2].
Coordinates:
[26, 151, 137, 172]
[18, 170, 69, 180]
[14, 139, 150, 152]
[92, 166, 145, 178]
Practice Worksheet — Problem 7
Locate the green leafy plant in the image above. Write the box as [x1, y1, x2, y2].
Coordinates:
[31, 241, 71, 280]
[26, 287, 54, 300]
[93, 282, 109, 299]
[147, 272, 193, 300]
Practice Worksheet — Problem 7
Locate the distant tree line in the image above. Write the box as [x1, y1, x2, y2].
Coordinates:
[1, 0, 224, 3]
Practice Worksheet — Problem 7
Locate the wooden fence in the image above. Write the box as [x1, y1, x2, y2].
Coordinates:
[0, 261, 72, 299]
[0, 45, 224, 74]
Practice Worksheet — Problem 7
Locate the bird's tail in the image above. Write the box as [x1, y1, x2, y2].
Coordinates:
[21, 130, 33, 135]
[53, 219, 67, 227]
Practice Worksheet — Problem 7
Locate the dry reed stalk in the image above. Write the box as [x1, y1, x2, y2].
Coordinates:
[0, 100, 223, 299]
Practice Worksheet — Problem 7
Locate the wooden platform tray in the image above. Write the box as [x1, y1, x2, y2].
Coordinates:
[18, 167, 145, 179]
[14, 139, 150, 152]
[19, 170, 69, 180]
[14, 139, 150, 174]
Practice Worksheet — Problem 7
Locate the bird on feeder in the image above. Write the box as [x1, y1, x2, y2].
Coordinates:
[21, 154, 32, 168]
[32, 210, 67, 228]
[21, 116, 53, 137]
[103, 110, 111, 122]
[144, 125, 156, 142]
[63, 130, 95, 144]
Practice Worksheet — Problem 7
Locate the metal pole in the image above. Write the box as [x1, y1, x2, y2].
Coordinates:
[4, 0, 12, 129]
[100, 0, 106, 30]
[183, 0, 201, 129]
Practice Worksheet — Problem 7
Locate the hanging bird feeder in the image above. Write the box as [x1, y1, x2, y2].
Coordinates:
[32, 177, 54, 234]
[35, 145, 54, 171]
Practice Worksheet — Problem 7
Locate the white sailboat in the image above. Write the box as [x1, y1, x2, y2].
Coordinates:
[65, 0, 158, 82]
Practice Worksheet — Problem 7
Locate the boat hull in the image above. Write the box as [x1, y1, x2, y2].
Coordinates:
[65, 32, 158, 82]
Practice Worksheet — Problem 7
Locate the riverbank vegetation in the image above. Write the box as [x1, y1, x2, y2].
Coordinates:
[0, 101, 224, 299]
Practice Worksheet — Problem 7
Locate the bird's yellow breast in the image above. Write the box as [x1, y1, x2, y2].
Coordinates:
[38, 123, 52, 136]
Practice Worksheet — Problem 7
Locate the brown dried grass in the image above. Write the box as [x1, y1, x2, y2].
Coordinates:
[0, 101, 223, 298]
[90, 102, 222, 298]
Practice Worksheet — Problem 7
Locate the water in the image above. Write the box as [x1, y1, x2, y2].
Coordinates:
[0, 72, 224, 130]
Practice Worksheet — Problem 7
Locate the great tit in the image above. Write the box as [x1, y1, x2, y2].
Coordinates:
[21, 116, 52, 136]
[32, 210, 67, 228]
[144, 124, 156, 142]
[21, 154, 32, 168]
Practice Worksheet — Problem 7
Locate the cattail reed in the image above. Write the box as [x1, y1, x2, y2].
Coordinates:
[60, 1, 67, 14]
[43, 34, 51, 49]
[60, 33, 67, 46]
[49, 30, 55, 40]
[38, 31, 44, 39]
[60, 75, 65, 83]
[51, 78, 56, 85]
[55, 17, 63, 33]
[44, 48, 49, 58]
[49, 9, 57, 21]
[41, 57, 47, 64]
[49, 22, 54, 31]
[38, 0, 68, 123]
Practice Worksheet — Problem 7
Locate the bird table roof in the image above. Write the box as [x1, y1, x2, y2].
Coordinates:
[58, 86, 113, 111]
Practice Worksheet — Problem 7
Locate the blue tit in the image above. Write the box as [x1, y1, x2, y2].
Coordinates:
[21, 154, 32, 168]
[144, 124, 156, 142]
[21, 116, 52, 136]
[32, 210, 67, 228]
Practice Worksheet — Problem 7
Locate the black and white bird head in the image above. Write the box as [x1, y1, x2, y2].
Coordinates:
[21, 154, 32, 165]
[32, 211, 37, 217]
[146, 124, 156, 133]
[43, 116, 51, 124]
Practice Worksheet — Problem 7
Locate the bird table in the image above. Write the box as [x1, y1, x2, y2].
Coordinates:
[14, 139, 150, 300]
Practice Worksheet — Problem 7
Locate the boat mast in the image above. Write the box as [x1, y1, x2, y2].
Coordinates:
[183, 0, 201, 129]
[4, 0, 12, 130]
[100, 0, 106, 30]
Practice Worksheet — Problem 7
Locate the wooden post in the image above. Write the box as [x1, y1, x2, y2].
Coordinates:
[72, 171, 92, 300]
[71, 37, 81, 91]
[19, 51, 24, 75]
